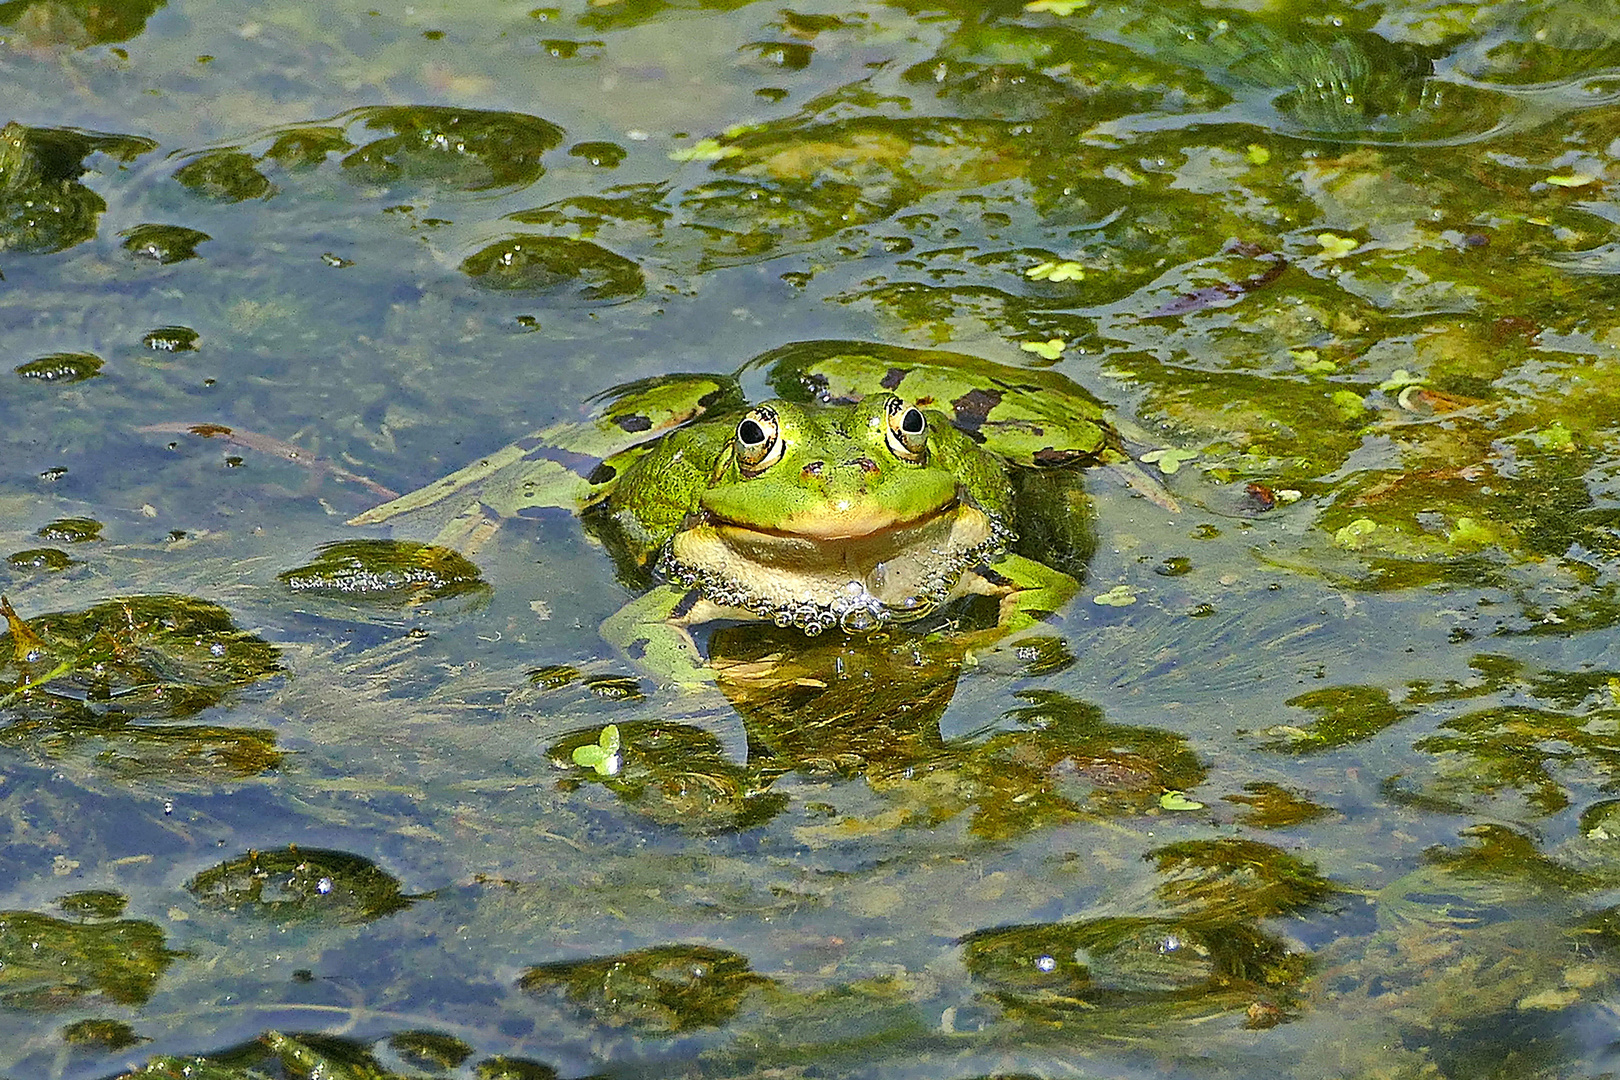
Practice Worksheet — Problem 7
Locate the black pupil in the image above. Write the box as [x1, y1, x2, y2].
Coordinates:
[738, 419, 766, 445]
[902, 409, 924, 434]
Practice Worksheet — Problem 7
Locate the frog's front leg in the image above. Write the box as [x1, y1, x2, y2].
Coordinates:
[600, 584, 718, 687]
[963, 553, 1079, 636]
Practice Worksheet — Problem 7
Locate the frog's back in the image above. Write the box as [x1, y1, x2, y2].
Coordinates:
[599, 417, 734, 560]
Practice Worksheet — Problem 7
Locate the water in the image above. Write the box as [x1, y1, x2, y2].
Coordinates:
[6, 0, 1620, 1077]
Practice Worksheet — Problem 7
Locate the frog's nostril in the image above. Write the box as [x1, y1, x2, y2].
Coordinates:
[848, 457, 879, 474]
[802, 461, 825, 478]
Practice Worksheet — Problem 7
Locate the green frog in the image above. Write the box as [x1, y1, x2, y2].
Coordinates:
[351, 341, 1168, 682]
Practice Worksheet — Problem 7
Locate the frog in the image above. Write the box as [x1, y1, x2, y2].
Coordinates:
[350, 340, 1171, 683]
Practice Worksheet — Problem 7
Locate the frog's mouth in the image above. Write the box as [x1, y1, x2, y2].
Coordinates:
[705, 496, 960, 543]
[697, 464, 966, 543]
[660, 495, 1011, 635]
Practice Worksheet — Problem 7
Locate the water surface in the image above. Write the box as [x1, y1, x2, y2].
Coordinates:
[6, 0, 1620, 1077]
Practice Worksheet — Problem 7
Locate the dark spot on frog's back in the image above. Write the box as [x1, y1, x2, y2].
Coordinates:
[977, 564, 1015, 587]
[880, 367, 907, 390]
[670, 589, 702, 619]
[587, 462, 616, 485]
[951, 388, 1002, 431]
[614, 413, 653, 433]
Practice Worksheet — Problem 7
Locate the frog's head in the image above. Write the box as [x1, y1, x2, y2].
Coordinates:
[699, 395, 959, 539]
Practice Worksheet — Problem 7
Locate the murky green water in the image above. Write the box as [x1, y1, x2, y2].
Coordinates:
[6, 0, 1620, 1077]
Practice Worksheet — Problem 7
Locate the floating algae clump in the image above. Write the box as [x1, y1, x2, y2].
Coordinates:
[279, 539, 484, 604]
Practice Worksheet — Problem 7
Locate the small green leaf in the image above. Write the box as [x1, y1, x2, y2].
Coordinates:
[1025, 259, 1085, 282]
[1333, 518, 1378, 548]
[1316, 232, 1358, 259]
[1159, 790, 1205, 811]
[1019, 338, 1065, 359]
[1330, 389, 1368, 420]
[1532, 422, 1575, 452]
[572, 724, 622, 775]
[1378, 369, 1425, 393]
[1092, 585, 1138, 607]
[1024, 0, 1089, 13]
[1246, 144, 1270, 165]
[1448, 516, 1496, 549]
[669, 138, 740, 162]
[1545, 173, 1597, 188]
[1290, 348, 1335, 375]
[1140, 447, 1198, 475]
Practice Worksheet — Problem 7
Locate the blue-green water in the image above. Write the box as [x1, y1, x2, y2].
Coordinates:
[7, 0, 1620, 1077]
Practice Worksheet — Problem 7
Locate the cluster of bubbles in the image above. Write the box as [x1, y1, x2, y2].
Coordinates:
[281, 566, 446, 593]
[657, 516, 1015, 635]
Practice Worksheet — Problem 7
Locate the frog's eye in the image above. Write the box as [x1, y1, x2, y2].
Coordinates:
[734, 406, 784, 474]
[884, 398, 928, 462]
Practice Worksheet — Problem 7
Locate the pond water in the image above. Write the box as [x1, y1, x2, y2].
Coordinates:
[5, 0, 1620, 1077]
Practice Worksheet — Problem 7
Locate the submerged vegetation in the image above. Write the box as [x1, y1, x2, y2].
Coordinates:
[5, 0, 1620, 1077]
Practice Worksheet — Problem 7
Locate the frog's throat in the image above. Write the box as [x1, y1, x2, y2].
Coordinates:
[655, 503, 1015, 636]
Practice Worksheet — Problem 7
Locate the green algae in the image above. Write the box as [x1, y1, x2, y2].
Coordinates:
[6, 548, 73, 571]
[0, 121, 154, 253]
[15, 353, 102, 383]
[187, 846, 420, 924]
[173, 149, 272, 201]
[120, 223, 210, 262]
[0, 909, 178, 1008]
[340, 106, 564, 192]
[461, 234, 644, 301]
[518, 944, 770, 1033]
[278, 539, 484, 604]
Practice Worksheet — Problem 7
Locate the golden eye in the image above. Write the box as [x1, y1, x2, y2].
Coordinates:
[734, 406, 783, 474]
[884, 397, 928, 462]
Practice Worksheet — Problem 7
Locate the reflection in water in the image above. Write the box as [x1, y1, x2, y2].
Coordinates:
[553, 625, 1207, 841]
